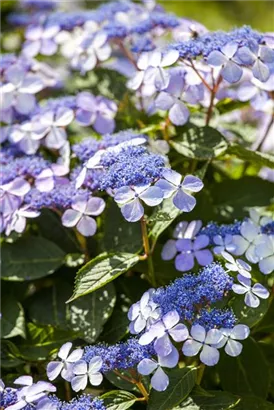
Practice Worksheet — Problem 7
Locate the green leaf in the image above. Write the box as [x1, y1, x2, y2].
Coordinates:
[2, 236, 65, 281]
[1, 295, 26, 339]
[178, 387, 240, 409]
[234, 396, 274, 409]
[218, 338, 270, 398]
[253, 297, 274, 333]
[210, 177, 274, 221]
[101, 390, 138, 410]
[227, 144, 274, 169]
[68, 283, 116, 343]
[68, 252, 140, 302]
[105, 371, 138, 392]
[28, 281, 116, 343]
[148, 367, 197, 410]
[216, 98, 249, 114]
[231, 296, 269, 328]
[101, 200, 142, 253]
[1, 340, 25, 369]
[170, 124, 228, 160]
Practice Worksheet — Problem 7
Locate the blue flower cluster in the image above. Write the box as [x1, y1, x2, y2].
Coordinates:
[153, 263, 234, 326]
[41, 394, 106, 410]
[199, 221, 242, 244]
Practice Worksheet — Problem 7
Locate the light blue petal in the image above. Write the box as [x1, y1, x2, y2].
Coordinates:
[221, 60, 243, 83]
[121, 199, 144, 222]
[200, 345, 220, 366]
[151, 367, 169, 391]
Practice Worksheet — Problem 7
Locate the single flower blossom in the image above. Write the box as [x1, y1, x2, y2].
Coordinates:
[0, 64, 44, 115]
[207, 42, 243, 83]
[0, 177, 30, 215]
[128, 289, 161, 334]
[139, 310, 189, 357]
[221, 251, 252, 279]
[75, 92, 117, 135]
[175, 234, 213, 272]
[256, 235, 274, 274]
[47, 342, 83, 382]
[62, 195, 105, 237]
[155, 169, 203, 212]
[128, 49, 179, 91]
[71, 31, 112, 74]
[232, 220, 263, 263]
[71, 356, 103, 392]
[35, 164, 69, 192]
[9, 122, 46, 155]
[237, 42, 274, 82]
[5, 205, 40, 236]
[114, 184, 163, 223]
[23, 23, 60, 57]
[37, 107, 74, 150]
[182, 324, 222, 366]
[137, 345, 179, 392]
[232, 274, 270, 308]
[213, 324, 250, 357]
[213, 234, 236, 254]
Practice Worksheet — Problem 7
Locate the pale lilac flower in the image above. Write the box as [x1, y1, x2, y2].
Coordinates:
[75, 92, 117, 135]
[248, 209, 272, 228]
[71, 356, 103, 392]
[182, 324, 222, 366]
[5, 205, 40, 236]
[137, 345, 179, 391]
[0, 64, 44, 115]
[256, 235, 274, 275]
[155, 69, 203, 126]
[222, 251, 252, 279]
[214, 324, 250, 357]
[237, 42, 274, 82]
[47, 342, 83, 382]
[37, 107, 74, 149]
[139, 310, 189, 357]
[0, 178, 30, 215]
[128, 50, 179, 91]
[128, 289, 161, 334]
[62, 195, 105, 237]
[161, 220, 203, 261]
[7, 378, 56, 410]
[207, 42, 243, 83]
[232, 274, 270, 308]
[114, 184, 163, 223]
[155, 169, 203, 212]
[175, 235, 213, 272]
[35, 164, 69, 192]
[213, 234, 235, 254]
[23, 24, 59, 57]
[71, 31, 111, 74]
[9, 122, 46, 155]
[232, 220, 263, 263]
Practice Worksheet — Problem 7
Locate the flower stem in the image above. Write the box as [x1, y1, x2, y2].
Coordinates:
[196, 363, 205, 385]
[74, 229, 89, 262]
[140, 216, 157, 287]
[136, 380, 149, 402]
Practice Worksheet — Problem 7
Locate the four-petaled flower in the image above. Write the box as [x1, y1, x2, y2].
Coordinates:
[128, 289, 161, 334]
[62, 194, 105, 236]
[155, 169, 203, 212]
[0, 177, 30, 216]
[237, 42, 274, 82]
[213, 234, 235, 255]
[214, 324, 250, 357]
[222, 251, 252, 279]
[5, 205, 40, 236]
[47, 342, 83, 382]
[23, 23, 59, 57]
[182, 324, 222, 366]
[207, 42, 243, 83]
[231, 220, 262, 263]
[256, 235, 274, 275]
[71, 356, 103, 392]
[137, 345, 179, 392]
[232, 274, 270, 308]
[114, 184, 163, 222]
[175, 234, 213, 271]
[128, 50, 179, 91]
[139, 310, 189, 357]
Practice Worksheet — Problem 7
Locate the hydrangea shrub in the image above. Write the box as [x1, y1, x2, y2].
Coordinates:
[1, 1, 274, 409]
